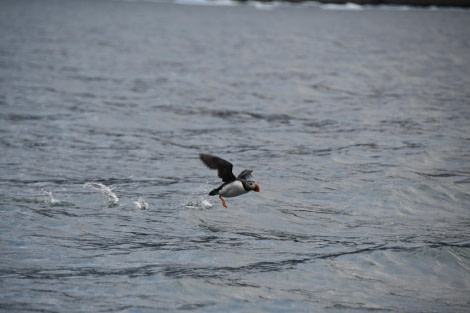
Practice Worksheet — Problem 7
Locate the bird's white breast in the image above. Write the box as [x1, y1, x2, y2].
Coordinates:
[219, 180, 247, 198]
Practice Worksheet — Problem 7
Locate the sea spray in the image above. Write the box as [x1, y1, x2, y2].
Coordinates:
[44, 191, 61, 205]
[84, 182, 119, 206]
[134, 197, 149, 209]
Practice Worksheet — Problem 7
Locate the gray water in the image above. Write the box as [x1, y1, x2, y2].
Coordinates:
[1, 0, 470, 312]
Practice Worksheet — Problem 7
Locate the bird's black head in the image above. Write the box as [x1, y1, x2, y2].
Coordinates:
[244, 181, 260, 192]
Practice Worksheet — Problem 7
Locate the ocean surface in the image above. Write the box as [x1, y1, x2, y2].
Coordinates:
[1, 0, 470, 312]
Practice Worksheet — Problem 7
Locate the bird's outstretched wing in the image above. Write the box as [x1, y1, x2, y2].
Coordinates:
[200, 154, 236, 182]
[237, 169, 253, 180]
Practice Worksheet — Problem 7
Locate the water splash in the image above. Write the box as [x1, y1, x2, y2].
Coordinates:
[42, 191, 72, 207]
[134, 197, 149, 210]
[185, 198, 213, 209]
[183, 185, 214, 209]
[44, 191, 61, 205]
[83, 182, 119, 206]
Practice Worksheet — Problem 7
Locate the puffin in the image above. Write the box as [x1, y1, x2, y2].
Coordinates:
[199, 154, 260, 208]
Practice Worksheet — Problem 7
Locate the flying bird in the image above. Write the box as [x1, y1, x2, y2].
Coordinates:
[199, 154, 260, 208]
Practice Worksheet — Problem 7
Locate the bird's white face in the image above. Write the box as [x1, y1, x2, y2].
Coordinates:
[247, 181, 260, 192]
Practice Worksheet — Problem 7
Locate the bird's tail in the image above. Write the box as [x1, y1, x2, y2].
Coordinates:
[209, 189, 219, 196]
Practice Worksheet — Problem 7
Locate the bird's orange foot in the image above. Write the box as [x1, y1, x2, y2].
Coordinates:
[219, 195, 227, 208]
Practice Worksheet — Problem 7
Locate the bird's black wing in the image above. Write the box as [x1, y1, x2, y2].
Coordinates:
[237, 169, 253, 181]
[200, 154, 236, 182]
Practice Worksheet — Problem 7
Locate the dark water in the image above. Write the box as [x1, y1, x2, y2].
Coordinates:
[1, 0, 470, 312]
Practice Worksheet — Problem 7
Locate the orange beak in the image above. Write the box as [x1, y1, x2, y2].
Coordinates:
[254, 184, 260, 192]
